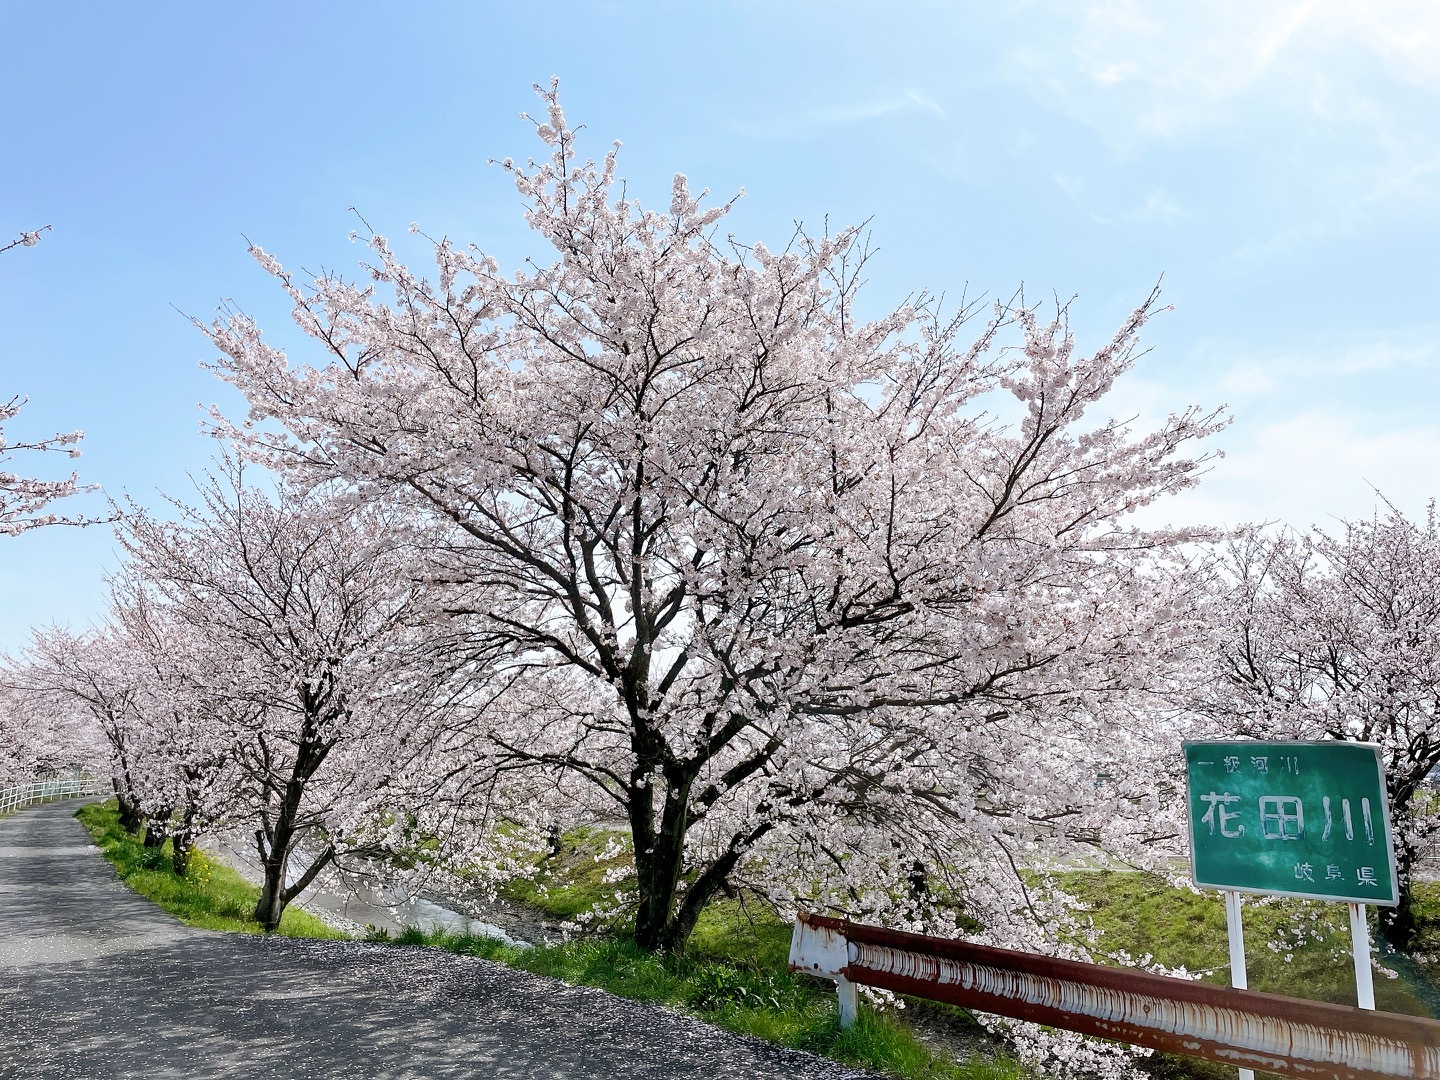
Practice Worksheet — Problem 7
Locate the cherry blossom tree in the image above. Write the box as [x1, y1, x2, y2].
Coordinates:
[8, 608, 239, 869]
[1199, 504, 1440, 949]
[16, 616, 232, 862]
[113, 460, 469, 930]
[0, 679, 105, 786]
[107, 591, 245, 871]
[203, 81, 1224, 979]
[7, 625, 150, 830]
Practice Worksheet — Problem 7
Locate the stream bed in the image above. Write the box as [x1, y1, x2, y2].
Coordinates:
[203, 836, 531, 947]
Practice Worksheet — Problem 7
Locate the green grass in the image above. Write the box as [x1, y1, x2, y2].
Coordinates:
[485, 826, 1025, 1078]
[101, 800, 1440, 1079]
[1053, 869, 1437, 1016]
[115, 800, 1440, 1077]
[76, 801, 346, 938]
[494, 824, 795, 970]
[501, 838, 1440, 1077]
[1408, 884, 1440, 960]
[496, 824, 635, 923]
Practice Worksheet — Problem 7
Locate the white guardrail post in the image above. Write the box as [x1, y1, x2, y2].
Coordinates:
[0, 776, 107, 819]
[790, 911, 1440, 1080]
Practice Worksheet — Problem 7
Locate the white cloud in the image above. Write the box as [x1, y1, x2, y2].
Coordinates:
[1137, 411, 1440, 531]
[1044, 0, 1440, 136]
[996, 0, 1440, 250]
[1093, 326, 1440, 530]
[1049, 175, 1183, 225]
[1199, 336, 1438, 389]
[1107, 334, 1440, 431]
[1216, 366, 1278, 400]
[1118, 187, 1183, 224]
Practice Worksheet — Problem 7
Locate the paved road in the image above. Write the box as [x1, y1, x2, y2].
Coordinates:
[0, 802, 865, 1080]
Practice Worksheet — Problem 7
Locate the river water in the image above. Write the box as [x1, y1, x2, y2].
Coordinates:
[204, 836, 529, 947]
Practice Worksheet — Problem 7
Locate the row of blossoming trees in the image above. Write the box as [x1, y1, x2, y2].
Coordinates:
[7, 86, 1440, 1075]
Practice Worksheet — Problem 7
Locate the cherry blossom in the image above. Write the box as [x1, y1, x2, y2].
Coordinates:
[0, 396, 100, 537]
[0, 224, 50, 255]
[7, 624, 151, 831]
[1, 226, 104, 536]
[0, 678, 105, 786]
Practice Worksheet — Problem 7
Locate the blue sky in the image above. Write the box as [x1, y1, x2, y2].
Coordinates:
[3, 1, 1438, 652]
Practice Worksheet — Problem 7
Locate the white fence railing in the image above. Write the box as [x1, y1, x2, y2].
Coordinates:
[0, 776, 108, 817]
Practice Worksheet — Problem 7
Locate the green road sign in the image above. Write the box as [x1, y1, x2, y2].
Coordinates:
[1184, 740, 1397, 906]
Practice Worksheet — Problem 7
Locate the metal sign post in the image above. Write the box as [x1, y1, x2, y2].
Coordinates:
[1350, 901, 1376, 1010]
[1224, 889, 1255, 1080]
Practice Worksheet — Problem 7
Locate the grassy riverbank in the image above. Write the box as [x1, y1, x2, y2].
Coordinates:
[75, 801, 344, 938]
[374, 925, 1020, 1080]
[507, 833, 1440, 1021]
[498, 828, 1440, 1078]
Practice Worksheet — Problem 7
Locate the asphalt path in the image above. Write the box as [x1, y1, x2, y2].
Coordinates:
[0, 801, 867, 1080]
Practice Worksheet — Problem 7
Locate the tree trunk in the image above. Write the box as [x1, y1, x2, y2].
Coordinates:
[1378, 841, 1418, 951]
[115, 782, 144, 834]
[254, 823, 293, 933]
[660, 848, 747, 954]
[171, 803, 198, 877]
[143, 817, 168, 849]
[628, 777, 770, 955]
[631, 783, 688, 953]
[253, 711, 335, 932]
[254, 835, 335, 933]
[253, 775, 335, 931]
[171, 831, 192, 877]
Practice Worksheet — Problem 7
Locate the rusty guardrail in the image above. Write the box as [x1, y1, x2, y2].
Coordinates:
[789, 911, 1440, 1080]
